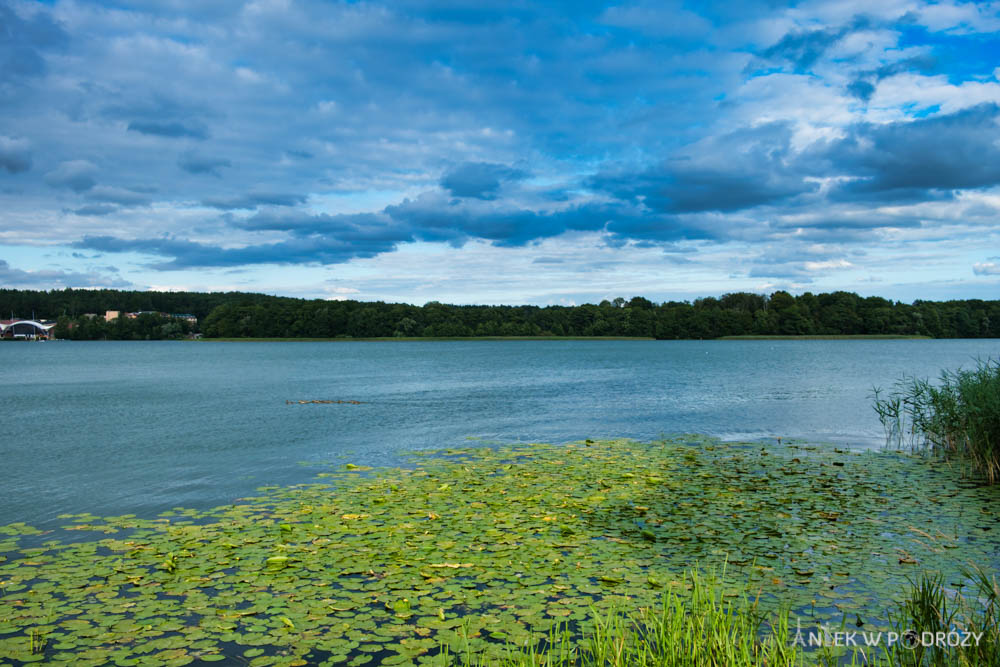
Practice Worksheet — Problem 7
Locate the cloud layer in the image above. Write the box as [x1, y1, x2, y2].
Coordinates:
[1, 0, 999, 299]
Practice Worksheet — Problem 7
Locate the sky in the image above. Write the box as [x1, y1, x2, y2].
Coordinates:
[2, 0, 1000, 305]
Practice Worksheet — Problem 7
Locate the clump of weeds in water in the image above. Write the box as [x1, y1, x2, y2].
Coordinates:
[873, 358, 1000, 483]
[884, 565, 1000, 667]
[27, 629, 46, 656]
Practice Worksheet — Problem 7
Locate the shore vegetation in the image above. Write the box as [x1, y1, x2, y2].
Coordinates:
[873, 358, 1000, 482]
[3, 287, 998, 340]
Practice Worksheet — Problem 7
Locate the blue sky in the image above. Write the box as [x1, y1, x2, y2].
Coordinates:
[2, 0, 1000, 304]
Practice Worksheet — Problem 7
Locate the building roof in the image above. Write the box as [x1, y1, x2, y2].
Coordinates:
[0, 319, 56, 332]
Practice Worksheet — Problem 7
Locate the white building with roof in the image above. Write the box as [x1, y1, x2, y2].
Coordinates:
[0, 320, 56, 340]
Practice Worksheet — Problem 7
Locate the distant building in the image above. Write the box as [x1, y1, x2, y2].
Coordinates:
[103, 310, 197, 323]
[0, 319, 56, 340]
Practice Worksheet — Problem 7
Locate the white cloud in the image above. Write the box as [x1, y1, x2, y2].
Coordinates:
[235, 67, 264, 84]
[871, 74, 1000, 117]
[917, 1, 1000, 34]
[732, 73, 854, 129]
[804, 259, 853, 271]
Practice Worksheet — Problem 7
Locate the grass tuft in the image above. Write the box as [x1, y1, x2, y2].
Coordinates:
[463, 570, 805, 666]
[887, 565, 1000, 666]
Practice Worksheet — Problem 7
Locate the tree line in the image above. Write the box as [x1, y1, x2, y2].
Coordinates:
[3, 288, 998, 340]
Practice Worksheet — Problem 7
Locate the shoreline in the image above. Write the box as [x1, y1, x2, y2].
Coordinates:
[194, 334, 931, 342]
[716, 334, 931, 340]
[196, 335, 656, 342]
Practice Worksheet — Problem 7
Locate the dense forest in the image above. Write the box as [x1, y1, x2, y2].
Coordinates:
[0, 288, 267, 322]
[2, 288, 998, 340]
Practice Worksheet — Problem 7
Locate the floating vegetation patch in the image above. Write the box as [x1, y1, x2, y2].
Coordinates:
[1, 436, 998, 665]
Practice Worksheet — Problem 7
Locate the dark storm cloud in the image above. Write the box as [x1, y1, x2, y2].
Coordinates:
[237, 196, 632, 251]
[202, 193, 309, 210]
[584, 104, 1000, 225]
[822, 103, 1000, 200]
[86, 186, 152, 206]
[244, 198, 618, 248]
[74, 233, 405, 270]
[127, 121, 208, 140]
[44, 160, 98, 192]
[0, 136, 31, 173]
[383, 195, 684, 247]
[602, 212, 717, 244]
[388, 197, 551, 246]
[846, 79, 876, 102]
[72, 192, 716, 269]
[440, 162, 528, 199]
[0, 4, 68, 83]
[846, 55, 938, 102]
[178, 153, 231, 176]
[235, 209, 402, 236]
[590, 121, 815, 214]
[69, 204, 117, 217]
[771, 212, 922, 232]
[752, 15, 870, 72]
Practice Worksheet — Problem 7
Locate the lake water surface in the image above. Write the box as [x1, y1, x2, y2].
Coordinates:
[2, 339, 997, 527]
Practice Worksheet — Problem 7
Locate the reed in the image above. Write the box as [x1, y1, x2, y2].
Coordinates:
[885, 565, 1000, 666]
[873, 358, 1000, 482]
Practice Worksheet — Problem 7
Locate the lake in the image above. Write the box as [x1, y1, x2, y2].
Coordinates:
[2, 339, 997, 528]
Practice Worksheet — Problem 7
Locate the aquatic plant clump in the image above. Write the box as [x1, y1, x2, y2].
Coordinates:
[886, 566, 1000, 667]
[0, 437, 998, 665]
[873, 358, 1000, 482]
[463, 570, 804, 667]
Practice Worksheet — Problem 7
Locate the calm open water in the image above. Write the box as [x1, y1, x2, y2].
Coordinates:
[2, 339, 997, 528]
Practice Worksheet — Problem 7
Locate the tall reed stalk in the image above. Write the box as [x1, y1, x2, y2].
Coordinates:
[873, 358, 1000, 483]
